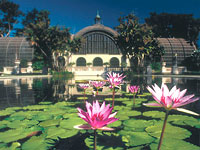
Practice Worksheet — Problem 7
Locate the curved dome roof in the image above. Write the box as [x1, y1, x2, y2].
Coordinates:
[157, 38, 196, 65]
[74, 24, 118, 38]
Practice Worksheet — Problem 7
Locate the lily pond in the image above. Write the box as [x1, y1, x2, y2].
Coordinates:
[0, 76, 199, 150]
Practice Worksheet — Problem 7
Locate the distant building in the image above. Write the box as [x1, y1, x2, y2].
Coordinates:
[0, 37, 34, 74]
[68, 12, 129, 76]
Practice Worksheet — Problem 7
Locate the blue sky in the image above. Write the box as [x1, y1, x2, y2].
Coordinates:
[12, 0, 200, 45]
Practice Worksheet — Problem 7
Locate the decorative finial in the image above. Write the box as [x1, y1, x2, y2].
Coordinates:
[95, 10, 101, 24]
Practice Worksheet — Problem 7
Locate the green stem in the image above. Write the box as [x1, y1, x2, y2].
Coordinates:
[84, 89, 86, 104]
[133, 94, 135, 106]
[94, 129, 97, 150]
[112, 87, 115, 108]
[96, 89, 98, 96]
[157, 111, 169, 150]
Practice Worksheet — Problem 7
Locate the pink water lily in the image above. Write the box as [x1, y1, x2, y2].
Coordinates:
[144, 83, 199, 150]
[75, 100, 119, 130]
[107, 72, 125, 107]
[90, 81, 106, 95]
[129, 85, 139, 94]
[107, 72, 125, 88]
[129, 85, 139, 106]
[79, 83, 90, 89]
[144, 83, 199, 115]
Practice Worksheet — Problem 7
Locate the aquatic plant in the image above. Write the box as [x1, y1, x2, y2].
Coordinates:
[143, 83, 199, 150]
[75, 100, 118, 150]
[128, 85, 139, 105]
[79, 83, 90, 103]
[90, 81, 106, 95]
[107, 72, 125, 107]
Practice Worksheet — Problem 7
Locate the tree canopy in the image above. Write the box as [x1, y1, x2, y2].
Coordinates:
[115, 13, 164, 72]
[0, 0, 23, 37]
[17, 8, 80, 70]
[145, 12, 200, 47]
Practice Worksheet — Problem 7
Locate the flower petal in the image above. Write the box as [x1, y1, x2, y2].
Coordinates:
[174, 108, 200, 116]
[73, 124, 92, 130]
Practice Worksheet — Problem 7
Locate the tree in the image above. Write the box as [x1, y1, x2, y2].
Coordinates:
[0, 0, 23, 37]
[145, 13, 200, 47]
[115, 13, 163, 73]
[18, 9, 73, 71]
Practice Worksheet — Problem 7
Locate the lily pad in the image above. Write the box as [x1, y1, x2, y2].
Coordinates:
[22, 135, 54, 150]
[143, 111, 165, 119]
[121, 131, 155, 147]
[0, 109, 15, 116]
[145, 122, 191, 140]
[39, 119, 60, 127]
[123, 119, 156, 132]
[7, 120, 38, 128]
[150, 138, 200, 150]
[168, 115, 200, 128]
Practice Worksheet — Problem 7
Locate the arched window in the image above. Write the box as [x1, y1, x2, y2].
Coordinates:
[93, 57, 103, 66]
[110, 57, 119, 67]
[76, 57, 86, 66]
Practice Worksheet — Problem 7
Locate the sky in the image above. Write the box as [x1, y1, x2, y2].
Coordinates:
[11, 0, 200, 45]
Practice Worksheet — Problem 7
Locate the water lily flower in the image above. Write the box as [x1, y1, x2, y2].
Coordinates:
[90, 81, 106, 95]
[79, 83, 90, 103]
[144, 83, 199, 115]
[107, 72, 125, 107]
[143, 83, 199, 150]
[79, 83, 90, 89]
[75, 100, 119, 131]
[129, 85, 139, 94]
[129, 85, 139, 105]
[107, 72, 125, 88]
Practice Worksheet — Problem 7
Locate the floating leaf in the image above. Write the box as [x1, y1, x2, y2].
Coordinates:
[5, 115, 25, 121]
[46, 127, 78, 139]
[39, 119, 60, 127]
[31, 113, 53, 121]
[10, 142, 21, 150]
[143, 111, 165, 119]
[60, 117, 84, 129]
[7, 120, 38, 128]
[121, 131, 155, 147]
[77, 97, 88, 100]
[123, 119, 156, 132]
[22, 135, 54, 150]
[39, 102, 52, 105]
[23, 105, 49, 110]
[145, 122, 191, 139]
[0, 109, 15, 116]
[150, 138, 200, 150]
[168, 115, 200, 128]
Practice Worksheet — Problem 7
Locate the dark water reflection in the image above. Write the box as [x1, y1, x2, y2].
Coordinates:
[0, 76, 200, 113]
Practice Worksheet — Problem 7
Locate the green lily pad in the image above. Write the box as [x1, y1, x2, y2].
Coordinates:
[22, 135, 54, 150]
[5, 115, 25, 121]
[0, 126, 43, 143]
[38, 102, 53, 105]
[117, 110, 141, 118]
[39, 119, 60, 127]
[77, 97, 88, 100]
[7, 120, 38, 128]
[168, 115, 200, 128]
[121, 131, 155, 147]
[143, 111, 165, 119]
[107, 120, 122, 128]
[23, 105, 49, 110]
[31, 113, 53, 121]
[150, 138, 200, 150]
[145, 122, 191, 139]
[46, 127, 78, 139]
[123, 119, 156, 132]
[60, 117, 84, 129]
[0, 109, 15, 116]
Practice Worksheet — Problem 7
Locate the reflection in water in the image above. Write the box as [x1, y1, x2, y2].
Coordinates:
[0, 76, 200, 113]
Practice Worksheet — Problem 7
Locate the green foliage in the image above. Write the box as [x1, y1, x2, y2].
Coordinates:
[182, 50, 200, 71]
[145, 12, 200, 46]
[0, 0, 23, 37]
[32, 61, 44, 70]
[151, 62, 161, 71]
[115, 13, 164, 73]
[20, 59, 28, 68]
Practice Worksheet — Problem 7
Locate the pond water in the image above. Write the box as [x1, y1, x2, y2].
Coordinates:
[0, 75, 199, 150]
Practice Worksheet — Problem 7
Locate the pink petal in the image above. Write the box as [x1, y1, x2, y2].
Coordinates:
[98, 126, 115, 131]
[143, 103, 162, 107]
[174, 108, 199, 116]
[74, 124, 92, 130]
